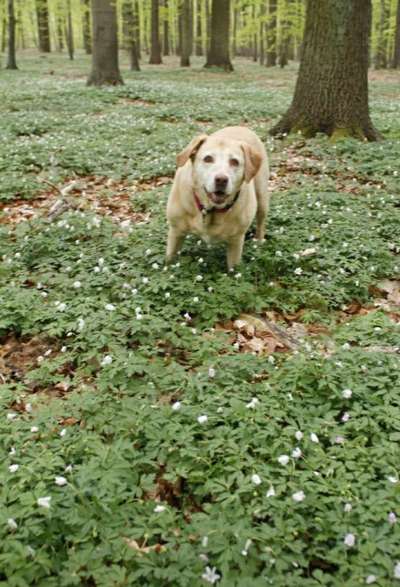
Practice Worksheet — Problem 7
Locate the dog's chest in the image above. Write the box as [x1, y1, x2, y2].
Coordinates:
[187, 211, 241, 242]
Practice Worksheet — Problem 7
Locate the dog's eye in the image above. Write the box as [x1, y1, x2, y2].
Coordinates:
[230, 158, 240, 167]
[203, 155, 214, 163]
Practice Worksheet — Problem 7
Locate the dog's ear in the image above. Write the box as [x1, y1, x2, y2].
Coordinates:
[176, 134, 208, 168]
[241, 143, 262, 183]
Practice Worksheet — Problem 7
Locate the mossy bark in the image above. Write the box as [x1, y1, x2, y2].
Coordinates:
[205, 0, 233, 71]
[266, 0, 277, 67]
[270, 0, 381, 142]
[149, 0, 162, 64]
[6, 0, 18, 70]
[87, 0, 123, 86]
[392, 0, 400, 68]
[180, 0, 192, 67]
[36, 0, 51, 52]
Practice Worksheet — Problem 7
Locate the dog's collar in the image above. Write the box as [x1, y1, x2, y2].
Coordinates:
[193, 190, 241, 215]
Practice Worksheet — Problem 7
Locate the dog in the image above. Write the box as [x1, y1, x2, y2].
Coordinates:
[166, 126, 269, 269]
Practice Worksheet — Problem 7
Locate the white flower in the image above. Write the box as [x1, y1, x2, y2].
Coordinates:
[207, 287, 213, 293]
[165, 292, 171, 299]
[9, 447, 16, 455]
[142, 277, 149, 284]
[266, 485, 276, 497]
[101, 355, 113, 366]
[335, 435, 345, 444]
[77, 318, 85, 331]
[98, 257, 104, 266]
[201, 536, 208, 548]
[105, 303, 115, 311]
[154, 505, 166, 513]
[184, 312, 192, 321]
[387, 476, 399, 484]
[342, 388, 352, 399]
[394, 562, 400, 579]
[25, 403, 32, 412]
[294, 267, 303, 275]
[292, 490, 305, 502]
[202, 566, 221, 584]
[196, 275, 203, 281]
[59, 428, 67, 437]
[235, 273, 242, 279]
[31, 426, 39, 433]
[197, 415, 208, 424]
[65, 464, 73, 473]
[208, 367, 216, 378]
[172, 401, 181, 411]
[246, 397, 259, 409]
[310, 433, 319, 443]
[131, 288, 138, 295]
[241, 539, 252, 556]
[7, 518, 18, 530]
[145, 249, 152, 256]
[388, 512, 397, 524]
[365, 575, 377, 584]
[152, 263, 159, 269]
[37, 496, 51, 509]
[251, 474, 262, 486]
[9, 464, 19, 473]
[292, 447, 302, 459]
[341, 412, 350, 422]
[73, 281, 81, 288]
[55, 476, 67, 486]
[344, 533, 355, 547]
[61, 346, 67, 353]
[344, 502, 352, 513]
[193, 296, 199, 303]
[7, 413, 17, 421]
[295, 430, 303, 441]
[57, 303, 67, 312]
[278, 455, 289, 466]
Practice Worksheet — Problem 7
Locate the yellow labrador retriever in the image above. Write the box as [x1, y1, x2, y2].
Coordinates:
[166, 126, 269, 269]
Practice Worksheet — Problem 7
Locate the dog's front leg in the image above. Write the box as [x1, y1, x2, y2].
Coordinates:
[166, 227, 185, 264]
[226, 234, 245, 270]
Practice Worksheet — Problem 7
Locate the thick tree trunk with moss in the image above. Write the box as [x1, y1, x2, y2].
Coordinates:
[87, 0, 123, 86]
[270, 0, 380, 141]
[266, 0, 277, 66]
[392, 0, 400, 68]
[36, 0, 51, 52]
[180, 0, 192, 67]
[6, 0, 18, 69]
[149, 0, 162, 64]
[205, 0, 233, 71]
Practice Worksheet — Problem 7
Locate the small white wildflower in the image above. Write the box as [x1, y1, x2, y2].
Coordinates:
[59, 428, 67, 438]
[292, 491, 305, 502]
[154, 504, 166, 513]
[184, 312, 192, 321]
[73, 281, 81, 288]
[310, 433, 319, 443]
[165, 292, 171, 299]
[77, 318, 85, 331]
[342, 342, 351, 350]
[199, 553, 209, 562]
[9, 464, 19, 473]
[131, 288, 138, 295]
[25, 403, 32, 413]
[31, 426, 39, 433]
[37, 496, 51, 509]
[365, 575, 377, 584]
[278, 455, 289, 466]
[295, 430, 303, 441]
[388, 512, 397, 524]
[105, 303, 115, 311]
[191, 328, 197, 334]
[196, 275, 203, 281]
[152, 263, 159, 269]
[241, 539, 252, 556]
[142, 277, 149, 284]
[344, 502, 352, 513]
[342, 388, 353, 399]
[251, 474, 262, 486]
[208, 367, 216, 378]
[201, 536, 208, 548]
[344, 533, 356, 547]
[235, 273, 242, 279]
[55, 476, 67, 486]
[65, 464, 73, 473]
[266, 485, 276, 497]
[202, 566, 220, 585]
[207, 287, 213, 293]
[342, 412, 350, 422]
[193, 296, 199, 302]
[57, 303, 67, 312]
[93, 266, 100, 273]
[246, 397, 259, 409]
[387, 476, 399, 484]
[197, 415, 208, 424]
[292, 447, 302, 459]
[7, 518, 18, 530]
[61, 346, 67, 353]
[9, 447, 16, 455]
[145, 249, 152, 256]
[394, 562, 400, 579]
[294, 267, 303, 275]
[101, 355, 113, 366]
[172, 401, 181, 411]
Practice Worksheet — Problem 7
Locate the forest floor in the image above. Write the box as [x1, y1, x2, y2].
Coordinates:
[1, 53, 400, 587]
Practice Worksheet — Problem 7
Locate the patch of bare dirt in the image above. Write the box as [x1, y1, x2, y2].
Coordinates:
[118, 98, 156, 107]
[0, 175, 173, 226]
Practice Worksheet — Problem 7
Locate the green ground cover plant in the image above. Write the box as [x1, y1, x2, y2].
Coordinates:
[0, 55, 400, 586]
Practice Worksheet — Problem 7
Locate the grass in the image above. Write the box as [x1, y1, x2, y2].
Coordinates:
[0, 52, 400, 587]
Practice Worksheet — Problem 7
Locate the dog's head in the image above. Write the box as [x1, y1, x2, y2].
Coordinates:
[176, 134, 262, 208]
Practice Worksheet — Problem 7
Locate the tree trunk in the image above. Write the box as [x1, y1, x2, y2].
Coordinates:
[266, 0, 277, 66]
[259, 2, 266, 66]
[17, 0, 25, 50]
[36, 0, 51, 52]
[180, 0, 192, 66]
[163, 0, 170, 55]
[66, 0, 74, 60]
[87, 0, 123, 86]
[149, 0, 162, 63]
[375, 0, 389, 68]
[205, 0, 233, 70]
[122, 0, 140, 70]
[270, 0, 380, 141]
[278, 0, 291, 68]
[392, 0, 400, 67]
[195, 0, 202, 55]
[6, 0, 18, 69]
[82, 0, 92, 54]
[134, 0, 141, 58]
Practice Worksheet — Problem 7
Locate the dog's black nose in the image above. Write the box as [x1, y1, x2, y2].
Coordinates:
[215, 175, 228, 191]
